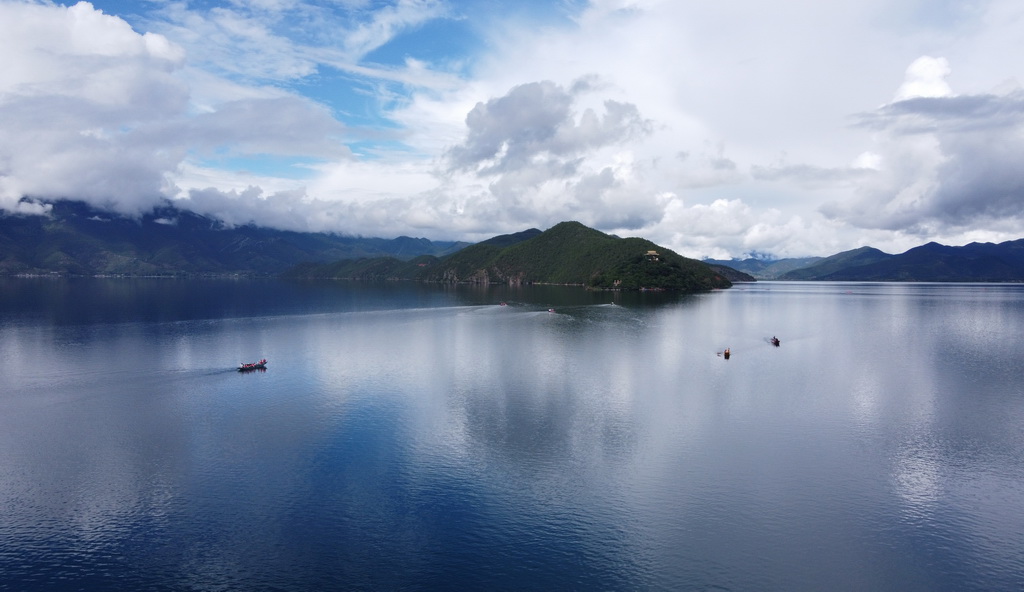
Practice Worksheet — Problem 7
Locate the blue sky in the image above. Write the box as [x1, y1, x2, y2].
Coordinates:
[2, 0, 1023, 257]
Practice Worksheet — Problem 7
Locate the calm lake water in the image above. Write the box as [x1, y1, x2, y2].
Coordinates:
[1, 278, 1022, 591]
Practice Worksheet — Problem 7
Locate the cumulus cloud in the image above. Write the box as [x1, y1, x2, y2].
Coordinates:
[435, 79, 659, 231]
[445, 80, 651, 176]
[893, 56, 952, 101]
[0, 1, 189, 214]
[632, 197, 796, 260]
[0, 1, 351, 217]
[3, 0, 1024, 258]
[823, 73, 1024, 237]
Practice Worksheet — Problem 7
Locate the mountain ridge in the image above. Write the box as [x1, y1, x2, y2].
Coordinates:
[287, 221, 744, 292]
[710, 239, 1024, 282]
[0, 200, 468, 276]
[4, 199, 1023, 282]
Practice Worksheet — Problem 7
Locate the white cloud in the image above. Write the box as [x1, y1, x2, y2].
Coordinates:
[340, 0, 448, 59]
[2, 0, 1024, 257]
[824, 84, 1024, 241]
[183, 97, 350, 158]
[895, 56, 953, 101]
[444, 80, 651, 176]
[0, 1, 352, 217]
[0, 1, 190, 214]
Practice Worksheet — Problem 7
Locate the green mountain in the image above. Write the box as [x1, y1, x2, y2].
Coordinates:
[290, 221, 740, 292]
[706, 238, 1024, 282]
[478, 228, 543, 248]
[785, 240, 1024, 281]
[12, 200, 1020, 283]
[778, 246, 891, 280]
[0, 200, 468, 276]
[730, 240, 1024, 282]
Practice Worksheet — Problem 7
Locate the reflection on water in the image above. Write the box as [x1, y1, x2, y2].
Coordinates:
[1, 280, 1023, 591]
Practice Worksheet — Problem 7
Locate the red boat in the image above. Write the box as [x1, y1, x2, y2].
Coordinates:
[238, 358, 267, 371]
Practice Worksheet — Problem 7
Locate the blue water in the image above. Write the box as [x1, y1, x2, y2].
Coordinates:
[1, 279, 1022, 591]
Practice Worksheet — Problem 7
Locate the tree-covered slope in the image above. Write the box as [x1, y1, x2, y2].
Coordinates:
[779, 246, 892, 280]
[418, 221, 735, 291]
[285, 221, 736, 291]
[812, 240, 1024, 281]
[477, 228, 543, 248]
[0, 200, 468, 276]
[771, 240, 1024, 281]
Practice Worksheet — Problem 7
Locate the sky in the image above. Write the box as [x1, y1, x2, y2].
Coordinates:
[1, 0, 1023, 258]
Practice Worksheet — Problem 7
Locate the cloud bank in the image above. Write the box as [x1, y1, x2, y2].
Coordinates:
[1, 0, 1023, 256]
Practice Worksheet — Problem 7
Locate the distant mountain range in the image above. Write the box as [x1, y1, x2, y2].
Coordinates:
[3, 199, 1021, 283]
[701, 256, 824, 280]
[706, 239, 1024, 282]
[0, 200, 468, 276]
[0, 201, 740, 292]
[285, 221, 744, 292]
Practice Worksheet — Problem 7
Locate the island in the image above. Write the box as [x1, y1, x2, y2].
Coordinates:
[283, 221, 748, 292]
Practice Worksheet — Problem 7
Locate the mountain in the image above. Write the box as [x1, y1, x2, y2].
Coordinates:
[705, 238, 1024, 282]
[288, 221, 743, 292]
[783, 240, 1024, 281]
[703, 256, 823, 280]
[12, 199, 1017, 283]
[477, 228, 543, 248]
[777, 246, 892, 280]
[279, 228, 549, 282]
[0, 200, 468, 276]
[422, 220, 741, 290]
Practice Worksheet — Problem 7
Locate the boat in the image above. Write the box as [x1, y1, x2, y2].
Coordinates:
[238, 358, 267, 371]
[770, 337, 781, 346]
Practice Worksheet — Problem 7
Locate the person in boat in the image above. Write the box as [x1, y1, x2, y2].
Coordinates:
[771, 336, 780, 346]
[723, 348, 730, 359]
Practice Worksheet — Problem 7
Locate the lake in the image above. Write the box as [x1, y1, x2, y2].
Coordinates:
[1, 278, 1022, 591]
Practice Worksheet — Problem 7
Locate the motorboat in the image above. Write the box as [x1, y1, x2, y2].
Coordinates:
[238, 359, 267, 371]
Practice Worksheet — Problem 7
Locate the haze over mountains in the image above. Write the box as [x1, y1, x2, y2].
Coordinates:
[0, 200, 467, 276]
[2, 200, 1023, 283]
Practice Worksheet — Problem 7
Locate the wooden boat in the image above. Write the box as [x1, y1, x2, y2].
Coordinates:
[238, 359, 267, 371]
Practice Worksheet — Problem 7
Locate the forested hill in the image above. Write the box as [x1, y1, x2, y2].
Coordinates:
[707, 239, 1024, 282]
[286, 221, 745, 292]
[0, 200, 468, 276]
[777, 240, 1024, 281]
